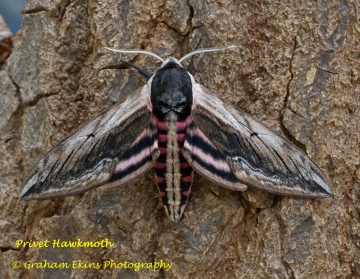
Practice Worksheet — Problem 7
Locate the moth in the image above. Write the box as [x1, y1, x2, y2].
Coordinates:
[20, 46, 332, 223]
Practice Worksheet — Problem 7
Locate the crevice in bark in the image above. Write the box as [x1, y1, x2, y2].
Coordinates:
[3, 101, 33, 269]
[187, 0, 194, 33]
[183, 0, 195, 54]
[271, 195, 281, 208]
[22, 91, 61, 108]
[8, 72, 21, 100]
[253, 208, 261, 227]
[275, 209, 296, 279]
[58, 0, 72, 23]
[282, 36, 295, 123]
[22, 7, 47, 14]
[19, 200, 29, 232]
[7, 71, 23, 128]
[7, 71, 61, 185]
[0, 246, 21, 252]
[316, 67, 338, 75]
[179, 0, 196, 67]
[284, 261, 296, 279]
[280, 35, 307, 153]
[160, 20, 184, 37]
[288, 107, 306, 119]
[186, 0, 203, 31]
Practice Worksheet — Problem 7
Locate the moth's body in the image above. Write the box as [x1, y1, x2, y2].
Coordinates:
[151, 60, 194, 222]
[20, 46, 332, 224]
[155, 118, 193, 222]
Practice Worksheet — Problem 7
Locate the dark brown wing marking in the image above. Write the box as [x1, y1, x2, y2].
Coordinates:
[191, 83, 331, 198]
[20, 87, 152, 199]
[182, 118, 247, 191]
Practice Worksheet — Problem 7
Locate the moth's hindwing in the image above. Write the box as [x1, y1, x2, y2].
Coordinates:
[191, 84, 331, 198]
[182, 119, 247, 191]
[100, 116, 159, 189]
[20, 87, 153, 199]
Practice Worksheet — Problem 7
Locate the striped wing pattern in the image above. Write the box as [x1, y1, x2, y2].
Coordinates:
[20, 87, 152, 199]
[182, 118, 247, 191]
[100, 116, 160, 189]
[191, 83, 331, 198]
[20, 59, 332, 224]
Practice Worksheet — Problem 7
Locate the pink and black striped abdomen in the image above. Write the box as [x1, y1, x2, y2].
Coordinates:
[154, 119, 193, 223]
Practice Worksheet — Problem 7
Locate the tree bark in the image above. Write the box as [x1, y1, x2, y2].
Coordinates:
[0, 0, 359, 278]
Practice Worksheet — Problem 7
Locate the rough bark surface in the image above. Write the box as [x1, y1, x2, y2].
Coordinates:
[0, 0, 359, 278]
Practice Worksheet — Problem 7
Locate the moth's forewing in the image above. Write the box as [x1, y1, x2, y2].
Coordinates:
[191, 83, 331, 198]
[20, 87, 153, 199]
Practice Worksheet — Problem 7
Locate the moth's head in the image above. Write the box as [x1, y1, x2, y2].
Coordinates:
[150, 58, 192, 121]
[104, 45, 236, 121]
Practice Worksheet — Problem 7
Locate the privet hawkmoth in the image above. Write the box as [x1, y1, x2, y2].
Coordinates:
[20, 46, 331, 223]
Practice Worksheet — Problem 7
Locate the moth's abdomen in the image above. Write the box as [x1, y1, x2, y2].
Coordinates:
[154, 119, 193, 223]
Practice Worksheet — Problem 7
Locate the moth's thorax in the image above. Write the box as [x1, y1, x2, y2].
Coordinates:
[150, 61, 193, 121]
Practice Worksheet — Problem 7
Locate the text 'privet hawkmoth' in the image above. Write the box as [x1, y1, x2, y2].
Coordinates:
[20, 46, 332, 223]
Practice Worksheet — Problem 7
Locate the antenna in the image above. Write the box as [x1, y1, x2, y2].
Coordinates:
[104, 45, 237, 64]
[179, 46, 236, 63]
[104, 47, 165, 63]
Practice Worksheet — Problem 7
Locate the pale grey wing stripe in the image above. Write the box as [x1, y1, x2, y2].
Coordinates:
[20, 87, 152, 199]
[191, 82, 331, 198]
[183, 120, 247, 191]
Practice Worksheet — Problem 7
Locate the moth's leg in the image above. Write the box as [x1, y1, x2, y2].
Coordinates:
[120, 60, 151, 79]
